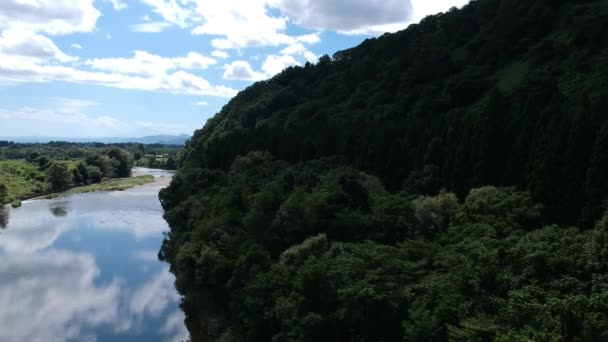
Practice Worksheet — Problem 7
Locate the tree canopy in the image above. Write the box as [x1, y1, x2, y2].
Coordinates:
[159, 0, 608, 340]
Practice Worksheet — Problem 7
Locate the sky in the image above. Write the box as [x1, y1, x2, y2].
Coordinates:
[0, 0, 469, 138]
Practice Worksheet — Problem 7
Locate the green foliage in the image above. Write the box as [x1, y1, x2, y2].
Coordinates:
[159, 0, 608, 340]
[0, 160, 46, 201]
[46, 162, 73, 191]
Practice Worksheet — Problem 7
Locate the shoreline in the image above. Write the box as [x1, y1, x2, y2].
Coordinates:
[3, 167, 173, 206]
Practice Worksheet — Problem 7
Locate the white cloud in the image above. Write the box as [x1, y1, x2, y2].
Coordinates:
[280, 43, 317, 62]
[0, 30, 77, 63]
[280, 43, 306, 56]
[105, 0, 128, 11]
[162, 311, 189, 342]
[191, 1, 296, 50]
[140, 0, 194, 28]
[130, 270, 180, 317]
[135, 1, 328, 51]
[296, 33, 321, 44]
[223, 60, 266, 81]
[87, 51, 216, 75]
[0, 250, 120, 342]
[223, 54, 302, 81]
[211, 50, 229, 59]
[411, 0, 470, 22]
[262, 54, 300, 76]
[275, 0, 414, 34]
[72, 43, 83, 49]
[0, 60, 238, 97]
[0, 105, 124, 132]
[0, 0, 101, 35]
[130, 22, 172, 33]
[303, 51, 318, 63]
[196, 101, 209, 106]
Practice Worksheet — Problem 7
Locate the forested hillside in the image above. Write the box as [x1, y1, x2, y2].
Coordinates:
[160, 0, 608, 340]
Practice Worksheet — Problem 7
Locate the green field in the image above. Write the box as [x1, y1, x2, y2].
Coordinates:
[0, 160, 46, 202]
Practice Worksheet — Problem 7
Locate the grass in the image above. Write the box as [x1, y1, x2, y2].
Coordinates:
[47, 175, 156, 198]
[0, 160, 45, 202]
[1, 159, 157, 204]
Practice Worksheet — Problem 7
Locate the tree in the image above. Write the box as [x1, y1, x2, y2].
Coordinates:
[165, 157, 177, 170]
[37, 156, 50, 170]
[76, 162, 90, 185]
[106, 147, 133, 177]
[46, 162, 73, 191]
[86, 166, 102, 184]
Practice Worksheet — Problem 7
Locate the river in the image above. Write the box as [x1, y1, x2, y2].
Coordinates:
[0, 167, 187, 342]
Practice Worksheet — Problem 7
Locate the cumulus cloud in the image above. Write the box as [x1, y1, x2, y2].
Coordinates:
[0, 0, 100, 35]
[275, 0, 413, 34]
[0, 105, 124, 133]
[191, 0, 295, 50]
[136, 0, 316, 50]
[0, 30, 77, 63]
[140, 0, 193, 28]
[0, 48, 236, 98]
[262, 54, 300, 76]
[130, 22, 173, 33]
[72, 43, 83, 49]
[296, 33, 321, 44]
[196, 101, 209, 106]
[411, 0, 471, 22]
[223, 61, 267, 81]
[105, 0, 128, 11]
[223, 54, 302, 81]
[280, 43, 318, 62]
[211, 50, 229, 59]
[86, 51, 217, 75]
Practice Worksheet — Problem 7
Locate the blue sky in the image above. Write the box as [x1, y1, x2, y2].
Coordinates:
[0, 0, 468, 138]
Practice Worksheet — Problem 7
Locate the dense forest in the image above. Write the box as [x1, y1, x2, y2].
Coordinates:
[159, 0, 608, 340]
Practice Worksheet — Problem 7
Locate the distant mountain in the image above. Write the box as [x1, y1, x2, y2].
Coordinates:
[1, 134, 190, 145]
[124, 134, 190, 145]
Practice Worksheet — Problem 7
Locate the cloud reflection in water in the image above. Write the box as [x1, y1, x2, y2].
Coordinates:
[0, 181, 186, 342]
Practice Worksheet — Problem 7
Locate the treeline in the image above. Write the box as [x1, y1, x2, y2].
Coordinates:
[0, 147, 134, 204]
[160, 0, 608, 340]
[0, 141, 181, 165]
[27, 147, 133, 191]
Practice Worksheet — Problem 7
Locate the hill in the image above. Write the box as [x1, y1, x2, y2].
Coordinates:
[160, 0, 608, 340]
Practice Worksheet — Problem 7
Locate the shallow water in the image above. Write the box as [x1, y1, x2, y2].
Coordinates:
[0, 167, 187, 342]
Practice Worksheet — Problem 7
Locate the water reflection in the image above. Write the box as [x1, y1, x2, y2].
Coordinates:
[50, 201, 70, 217]
[0, 170, 187, 342]
[0, 205, 8, 229]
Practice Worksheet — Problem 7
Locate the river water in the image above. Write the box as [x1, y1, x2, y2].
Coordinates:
[0, 168, 187, 342]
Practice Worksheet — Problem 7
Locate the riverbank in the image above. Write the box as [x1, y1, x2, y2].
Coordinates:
[45, 175, 156, 199]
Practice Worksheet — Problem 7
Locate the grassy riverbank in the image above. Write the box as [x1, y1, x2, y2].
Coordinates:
[46, 175, 155, 198]
[0, 160, 46, 203]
